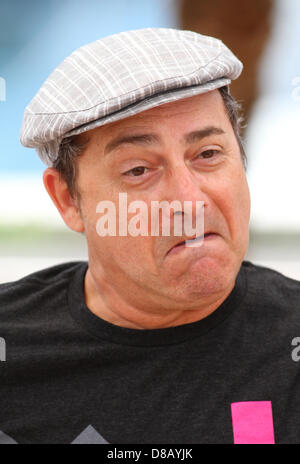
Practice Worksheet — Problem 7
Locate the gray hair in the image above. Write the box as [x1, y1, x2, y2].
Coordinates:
[53, 86, 247, 200]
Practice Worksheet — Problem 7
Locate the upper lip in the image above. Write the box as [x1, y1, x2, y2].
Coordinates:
[167, 232, 215, 254]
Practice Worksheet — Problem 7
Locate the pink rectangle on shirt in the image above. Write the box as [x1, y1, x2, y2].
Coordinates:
[231, 401, 275, 444]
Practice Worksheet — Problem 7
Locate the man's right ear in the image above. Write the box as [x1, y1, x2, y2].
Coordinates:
[43, 168, 85, 233]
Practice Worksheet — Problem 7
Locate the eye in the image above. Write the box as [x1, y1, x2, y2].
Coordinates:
[123, 166, 149, 177]
[196, 149, 221, 160]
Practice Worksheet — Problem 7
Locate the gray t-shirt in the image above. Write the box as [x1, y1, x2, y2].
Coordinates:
[0, 260, 299, 444]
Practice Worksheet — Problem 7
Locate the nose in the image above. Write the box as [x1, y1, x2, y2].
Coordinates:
[164, 161, 208, 208]
[162, 161, 208, 235]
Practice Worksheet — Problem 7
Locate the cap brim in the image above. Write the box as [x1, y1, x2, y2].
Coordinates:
[65, 77, 231, 138]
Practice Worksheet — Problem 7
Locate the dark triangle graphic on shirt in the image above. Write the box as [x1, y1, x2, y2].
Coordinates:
[0, 426, 108, 444]
[71, 425, 109, 444]
[0, 431, 18, 444]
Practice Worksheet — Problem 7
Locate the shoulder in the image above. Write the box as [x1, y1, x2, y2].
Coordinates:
[0, 261, 89, 357]
[241, 260, 300, 330]
[0, 261, 87, 314]
[242, 260, 300, 299]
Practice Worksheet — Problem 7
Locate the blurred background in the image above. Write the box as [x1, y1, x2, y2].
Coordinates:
[0, 0, 300, 283]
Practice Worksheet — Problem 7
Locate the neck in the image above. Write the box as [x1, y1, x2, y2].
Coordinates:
[83, 266, 236, 330]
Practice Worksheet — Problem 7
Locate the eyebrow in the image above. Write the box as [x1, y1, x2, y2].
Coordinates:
[184, 127, 225, 144]
[104, 134, 159, 155]
[104, 126, 225, 155]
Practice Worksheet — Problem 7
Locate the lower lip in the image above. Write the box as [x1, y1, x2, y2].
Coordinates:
[167, 233, 218, 255]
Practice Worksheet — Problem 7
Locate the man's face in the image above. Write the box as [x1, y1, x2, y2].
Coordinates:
[75, 90, 251, 310]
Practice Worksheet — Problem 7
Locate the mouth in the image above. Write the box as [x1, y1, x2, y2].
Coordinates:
[167, 233, 216, 255]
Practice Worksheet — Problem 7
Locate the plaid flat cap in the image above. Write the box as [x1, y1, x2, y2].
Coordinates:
[20, 27, 243, 166]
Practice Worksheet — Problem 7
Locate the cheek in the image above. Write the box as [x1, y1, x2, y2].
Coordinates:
[78, 182, 121, 234]
[226, 175, 251, 255]
[209, 168, 250, 236]
[89, 234, 155, 281]
[233, 173, 251, 229]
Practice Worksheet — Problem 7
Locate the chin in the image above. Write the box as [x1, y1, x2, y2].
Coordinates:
[169, 255, 239, 300]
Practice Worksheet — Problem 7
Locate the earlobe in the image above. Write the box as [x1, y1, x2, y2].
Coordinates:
[43, 168, 85, 233]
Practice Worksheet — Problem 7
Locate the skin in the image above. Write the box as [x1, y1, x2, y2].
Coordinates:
[43, 90, 251, 329]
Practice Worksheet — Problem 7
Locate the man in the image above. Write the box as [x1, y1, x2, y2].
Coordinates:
[1, 28, 300, 444]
